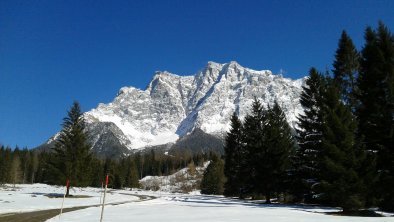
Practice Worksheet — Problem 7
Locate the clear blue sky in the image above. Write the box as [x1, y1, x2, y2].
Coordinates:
[1, 0, 393, 148]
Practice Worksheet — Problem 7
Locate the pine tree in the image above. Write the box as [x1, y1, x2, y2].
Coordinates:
[20, 149, 31, 184]
[200, 155, 225, 195]
[256, 101, 295, 203]
[0, 146, 4, 184]
[1, 147, 12, 184]
[292, 68, 325, 202]
[357, 22, 394, 211]
[124, 157, 140, 188]
[52, 101, 92, 196]
[10, 152, 22, 187]
[333, 30, 360, 108]
[318, 81, 366, 212]
[242, 98, 266, 197]
[241, 98, 295, 202]
[89, 158, 104, 187]
[30, 151, 39, 183]
[224, 112, 245, 197]
[134, 153, 144, 179]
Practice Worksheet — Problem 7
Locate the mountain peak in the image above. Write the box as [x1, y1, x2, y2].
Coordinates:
[205, 61, 225, 72]
[153, 70, 180, 79]
[227, 61, 241, 67]
[206, 61, 243, 70]
[80, 61, 305, 154]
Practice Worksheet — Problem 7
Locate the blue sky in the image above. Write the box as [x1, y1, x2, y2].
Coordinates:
[1, 0, 393, 148]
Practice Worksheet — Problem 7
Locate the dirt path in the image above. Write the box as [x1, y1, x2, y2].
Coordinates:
[0, 194, 155, 222]
[0, 206, 90, 222]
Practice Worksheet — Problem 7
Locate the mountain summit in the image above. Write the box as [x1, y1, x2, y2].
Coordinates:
[43, 61, 305, 158]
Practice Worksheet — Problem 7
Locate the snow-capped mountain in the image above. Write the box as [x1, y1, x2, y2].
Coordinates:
[80, 61, 304, 154]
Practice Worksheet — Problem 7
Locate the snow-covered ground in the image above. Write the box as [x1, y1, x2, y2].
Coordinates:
[47, 193, 391, 222]
[1, 184, 392, 222]
[0, 183, 138, 214]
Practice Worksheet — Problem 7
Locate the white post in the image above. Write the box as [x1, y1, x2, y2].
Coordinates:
[59, 179, 69, 219]
[100, 175, 109, 222]
[99, 181, 103, 205]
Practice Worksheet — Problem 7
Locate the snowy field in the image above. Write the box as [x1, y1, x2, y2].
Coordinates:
[0, 184, 139, 214]
[0, 184, 392, 222]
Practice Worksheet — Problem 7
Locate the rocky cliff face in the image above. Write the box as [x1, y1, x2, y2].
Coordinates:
[79, 61, 304, 156]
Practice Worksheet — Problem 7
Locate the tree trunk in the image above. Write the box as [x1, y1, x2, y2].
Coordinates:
[31, 172, 35, 184]
[66, 185, 70, 197]
[265, 193, 271, 204]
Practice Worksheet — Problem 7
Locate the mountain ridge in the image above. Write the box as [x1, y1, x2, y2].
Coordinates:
[41, 61, 305, 158]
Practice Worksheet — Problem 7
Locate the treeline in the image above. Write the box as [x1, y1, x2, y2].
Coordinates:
[0, 144, 211, 189]
[0, 146, 38, 185]
[205, 22, 393, 213]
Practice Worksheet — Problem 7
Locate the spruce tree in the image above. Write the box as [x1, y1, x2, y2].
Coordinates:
[259, 101, 295, 203]
[224, 112, 244, 197]
[200, 155, 225, 195]
[0, 146, 4, 184]
[357, 22, 394, 211]
[333, 30, 360, 108]
[126, 158, 140, 188]
[52, 101, 92, 196]
[10, 152, 22, 187]
[1, 147, 12, 184]
[243, 98, 266, 197]
[242, 98, 295, 202]
[318, 81, 365, 212]
[292, 68, 325, 202]
[30, 151, 39, 183]
[20, 149, 31, 184]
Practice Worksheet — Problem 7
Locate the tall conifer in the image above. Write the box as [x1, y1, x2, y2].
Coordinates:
[224, 112, 244, 197]
[201, 155, 225, 195]
[318, 81, 365, 212]
[243, 98, 266, 197]
[52, 101, 92, 196]
[292, 68, 325, 201]
[357, 22, 394, 211]
[259, 101, 295, 203]
[333, 31, 359, 108]
[243, 98, 294, 203]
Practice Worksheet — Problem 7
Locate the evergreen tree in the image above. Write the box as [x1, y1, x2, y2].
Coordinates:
[89, 157, 104, 187]
[241, 98, 295, 202]
[114, 168, 125, 189]
[0, 146, 5, 184]
[223, 112, 245, 197]
[318, 81, 366, 212]
[20, 149, 31, 184]
[200, 155, 225, 195]
[10, 152, 22, 187]
[292, 68, 325, 202]
[35, 151, 50, 183]
[52, 101, 92, 196]
[1, 147, 12, 184]
[134, 152, 144, 179]
[30, 151, 39, 183]
[126, 158, 140, 188]
[257, 101, 295, 203]
[242, 98, 266, 197]
[333, 30, 360, 108]
[357, 22, 394, 211]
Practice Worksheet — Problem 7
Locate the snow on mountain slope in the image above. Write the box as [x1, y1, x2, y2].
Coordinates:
[84, 61, 305, 151]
